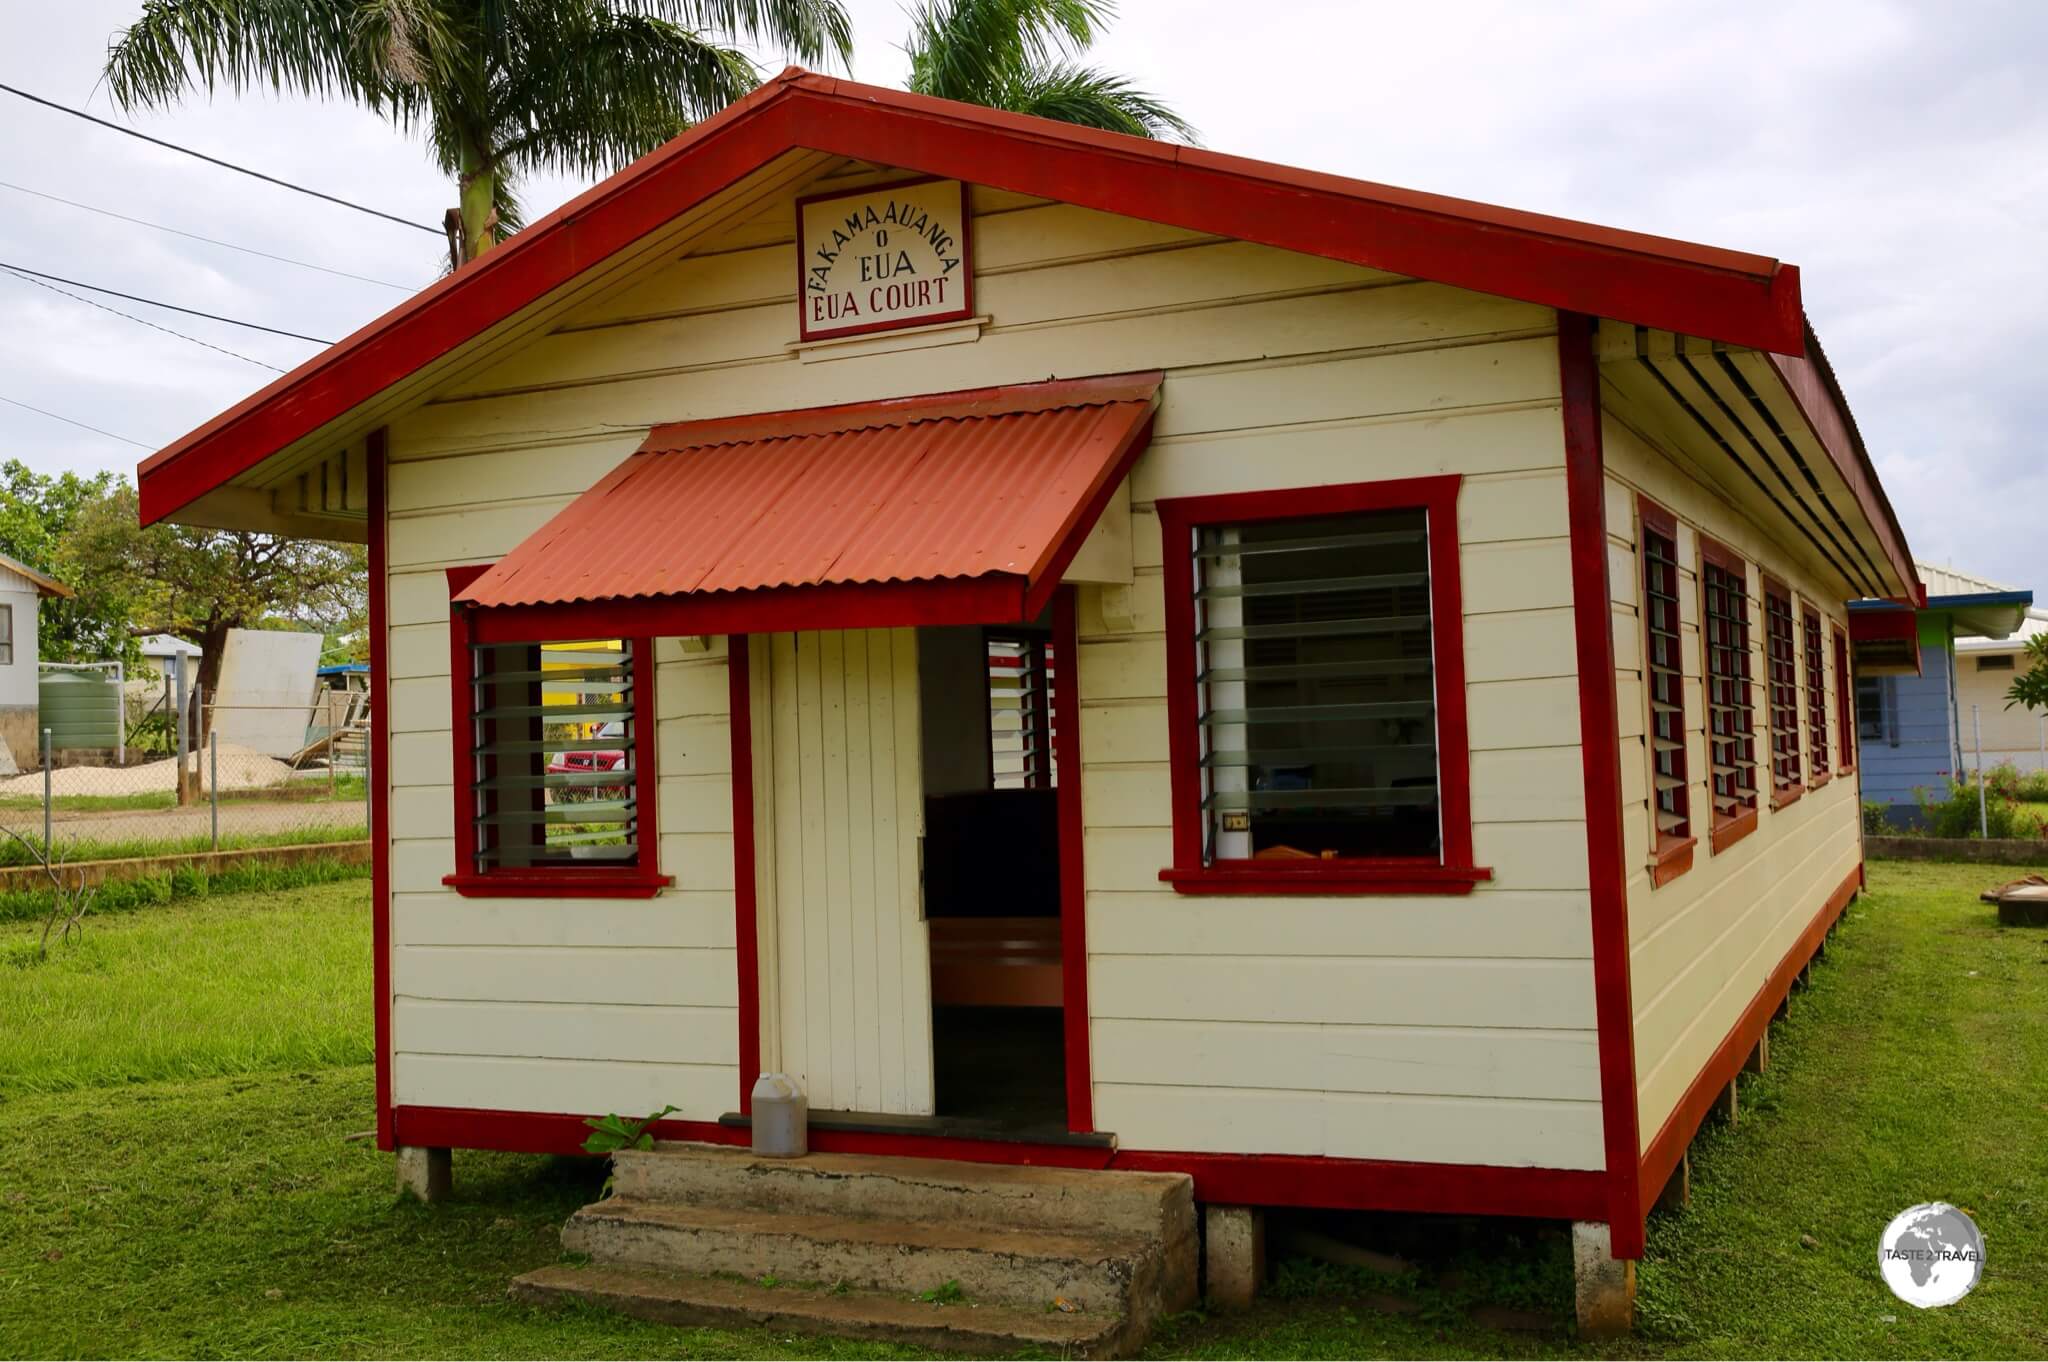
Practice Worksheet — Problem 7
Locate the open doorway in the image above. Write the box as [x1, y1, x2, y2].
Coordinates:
[917, 615, 1068, 1136]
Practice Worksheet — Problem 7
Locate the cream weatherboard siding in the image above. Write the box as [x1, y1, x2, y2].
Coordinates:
[381, 160, 1603, 1167]
[1601, 415, 1861, 1150]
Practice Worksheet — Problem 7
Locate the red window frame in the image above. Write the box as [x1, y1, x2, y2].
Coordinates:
[1699, 536, 1759, 853]
[442, 565, 668, 898]
[1155, 475, 1489, 896]
[1833, 625, 1857, 774]
[1638, 498, 1693, 887]
[1802, 604, 1830, 787]
[1761, 575, 1803, 809]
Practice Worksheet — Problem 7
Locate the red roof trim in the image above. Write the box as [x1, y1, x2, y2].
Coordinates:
[139, 67, 1811, 527]
[1765, 326, 1918, 598]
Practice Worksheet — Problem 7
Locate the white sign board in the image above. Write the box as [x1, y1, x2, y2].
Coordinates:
[797, 178, 972, 341]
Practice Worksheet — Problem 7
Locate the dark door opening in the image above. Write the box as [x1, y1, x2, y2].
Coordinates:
[917, 620, 1069, 1137]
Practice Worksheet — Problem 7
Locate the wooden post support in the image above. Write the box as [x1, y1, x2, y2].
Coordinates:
[1744, 1029, 1769, 1075]
[1572, 1222, 1636, 1337]
[1653, 1151, 1691, 1215]
[1715, 1077, 1739, 1127]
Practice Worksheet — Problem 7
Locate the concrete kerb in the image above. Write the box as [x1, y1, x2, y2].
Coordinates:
[0, 839, 370, 895]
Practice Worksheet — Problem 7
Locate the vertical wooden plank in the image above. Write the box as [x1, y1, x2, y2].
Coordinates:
[866, 628, 908, 1112]
[796, 632, 832, 1108]
[749, 637, 780, 1081]
[842, 632, 883, 1110]
[892, 627, 934, 1115]
[818, 630, 858, 1108]
[769, 632, 806, 1096]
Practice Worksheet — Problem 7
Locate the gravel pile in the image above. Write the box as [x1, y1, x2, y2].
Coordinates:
[0, 743, 296, 797]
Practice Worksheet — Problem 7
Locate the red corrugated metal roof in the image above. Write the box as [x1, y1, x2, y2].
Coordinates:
[458, 373, 1160, 616]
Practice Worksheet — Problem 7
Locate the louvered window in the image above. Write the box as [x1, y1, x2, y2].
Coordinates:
[1641, 515, 1689, 845]
[987, 633, 1056, 789]
[466, 639, 641, 871]
[1702, 553, 1757, 825]
[1192, 508, 1438, 861]
[1803, 607, 1829, 780]
[1764, 584, 1801, 796]
[1834, 627, 1856, 772]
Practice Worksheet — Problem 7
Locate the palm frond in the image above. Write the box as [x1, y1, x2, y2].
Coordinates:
[634, 0, 855, 69]
[999, 60, 1197, 142]
[487, 9, 761, 179]
[903, 0, 1110, 105]
[103, 0, 389, 111]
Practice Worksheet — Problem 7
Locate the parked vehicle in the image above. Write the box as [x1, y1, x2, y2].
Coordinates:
[547, 720, 626, 799]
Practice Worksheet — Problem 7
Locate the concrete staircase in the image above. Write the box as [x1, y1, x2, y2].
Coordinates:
[512, 1142, 1198, 1356]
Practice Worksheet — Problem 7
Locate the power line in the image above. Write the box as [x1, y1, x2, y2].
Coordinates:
[0, 393, 153, 450]
[0, 179, 417, 291]
[1, 268, 286, 371]
[0, 262, 333, 344]
[0, 81, 442, 236]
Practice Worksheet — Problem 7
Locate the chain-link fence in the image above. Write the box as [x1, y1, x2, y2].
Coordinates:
[0, 692, 369, 864]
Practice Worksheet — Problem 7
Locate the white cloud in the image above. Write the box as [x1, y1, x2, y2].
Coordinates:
[2, 0, 2043, 587]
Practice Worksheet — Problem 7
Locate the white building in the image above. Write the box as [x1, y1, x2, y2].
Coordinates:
[0, 550, 71, 767]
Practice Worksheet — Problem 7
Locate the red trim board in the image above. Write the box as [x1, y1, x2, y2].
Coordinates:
[728, 636, 762, 1114]
[1557, 315, 1645, 1259]
[1636, 863, 1861, 1211]
[136, 69, 1821, 533]
[1052, 586, 1094, 1133]
[368, 431, 393, 1152]
[388, 1104, 1604, 1219]
[1153, 474, 1488, 895]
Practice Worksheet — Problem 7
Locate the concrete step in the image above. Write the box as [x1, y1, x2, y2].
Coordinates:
[615, 1141, 1194, 1242]
[561, 1196, 1163, 1311]
[512, 1261, 1133, 1356]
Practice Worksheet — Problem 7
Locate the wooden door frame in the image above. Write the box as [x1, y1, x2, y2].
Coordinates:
[728, 594, 1094, 1132]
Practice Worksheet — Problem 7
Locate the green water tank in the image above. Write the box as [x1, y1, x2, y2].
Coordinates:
[38, 669, 122, 751]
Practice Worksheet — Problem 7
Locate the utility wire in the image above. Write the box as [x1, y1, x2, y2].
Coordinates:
[0, 180, 416, 291]
[0, 262, 332, 344]
[0, 393, 153, 449]
[1, 267, 286, 371]
[0, 81, 441, 236]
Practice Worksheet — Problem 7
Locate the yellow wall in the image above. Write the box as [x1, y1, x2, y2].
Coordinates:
[1601, 414, 1862, 1151]
[1954, 645, 2046, 769]
[380, 163, 1604, 1162]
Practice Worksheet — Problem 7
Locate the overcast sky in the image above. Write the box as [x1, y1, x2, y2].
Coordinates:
[2, 1, 2043, 587]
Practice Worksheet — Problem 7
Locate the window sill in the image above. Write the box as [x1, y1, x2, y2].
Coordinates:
[1770, 784, 1805, 812]
[1158, 862, 1494, 896]
[1648, 835, 1696, 888]
[442, 871, 673, 899]
[1809, 771, 1832, 790]
[1710, 807, 1758, 854]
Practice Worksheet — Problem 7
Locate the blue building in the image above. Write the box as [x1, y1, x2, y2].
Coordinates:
[1851, 563, 2033, 825]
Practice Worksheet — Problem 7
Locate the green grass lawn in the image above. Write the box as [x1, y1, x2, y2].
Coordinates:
[1, 863, 2044, 1358]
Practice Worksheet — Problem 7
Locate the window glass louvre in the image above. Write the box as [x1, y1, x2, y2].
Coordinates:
[987, 634, 1055, 788]
[1641, 521, 1689, 843]
[0, 603, 11, 666]
[1977, 654, 2016, 672]
[1194, 509, 1438, 861]
[1856, 675, 1890, 744]
[1764, 584, 1801, 794]
[467, 639, 639, 870]
[1703, 558, 1758, 821]
[1803, 607, 1829, 780]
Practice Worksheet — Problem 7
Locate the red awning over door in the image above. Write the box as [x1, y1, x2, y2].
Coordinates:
[457, 372, 1159, 641]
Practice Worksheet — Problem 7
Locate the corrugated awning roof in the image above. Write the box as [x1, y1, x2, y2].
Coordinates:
[457, 373, 1159, 638]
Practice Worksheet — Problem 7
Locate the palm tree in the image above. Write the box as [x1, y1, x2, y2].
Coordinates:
[102, 1, 855, 265]
[903, 0, 1193, 141]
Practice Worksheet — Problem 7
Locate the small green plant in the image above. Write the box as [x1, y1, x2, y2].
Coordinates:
[916, 1280, 966, 1305]
[757, 1274, 782, 1289]
[580, 1104, 677, 1197]
[1862, 800, 1894, 835]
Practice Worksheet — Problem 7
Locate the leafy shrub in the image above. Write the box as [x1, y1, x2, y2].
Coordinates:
[1862, 801, 1896, 835]
[1912, 773, 2048, 840]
